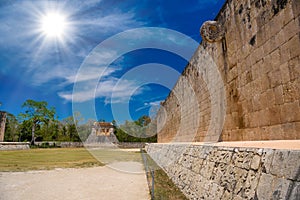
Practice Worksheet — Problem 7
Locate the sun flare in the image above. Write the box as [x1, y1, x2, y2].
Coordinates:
[41, 12, 67, 38]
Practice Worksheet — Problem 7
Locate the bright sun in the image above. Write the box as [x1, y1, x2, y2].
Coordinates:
[41, 12, 67, 38]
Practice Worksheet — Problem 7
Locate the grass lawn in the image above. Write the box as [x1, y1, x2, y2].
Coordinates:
[142, 152, 188, 200]
[153, 169, 188, 200]
[0, 148, 103, 172]
[90, 148, 142, 164]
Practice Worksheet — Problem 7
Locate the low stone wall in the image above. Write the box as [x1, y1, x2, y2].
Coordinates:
[35, 141, 84, 148]
[117, 142, 146, 148]
[146, 143, 300, 199]
[0, 142, 30, 150]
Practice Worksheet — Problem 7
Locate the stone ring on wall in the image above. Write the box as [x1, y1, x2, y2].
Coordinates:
[200, 20, 224, 43]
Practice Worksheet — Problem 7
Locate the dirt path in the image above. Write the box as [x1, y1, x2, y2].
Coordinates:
[0, 162, 150, 200]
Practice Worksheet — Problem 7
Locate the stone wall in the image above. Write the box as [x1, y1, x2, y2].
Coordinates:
[146, 143, 300, 199]
[35, 141, 84, 148]
[157, 0, 300, 142]
[0, 142, 30, 150]
[117, 142, 146, 148]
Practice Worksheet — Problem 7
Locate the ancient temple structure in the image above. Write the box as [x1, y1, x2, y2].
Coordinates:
[94, 122, 114, 136]
[85, 121, 118, 144]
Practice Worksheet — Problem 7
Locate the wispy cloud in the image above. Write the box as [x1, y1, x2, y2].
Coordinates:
[80, 12, 145, 31]
[58, 77, 144, 103]
[135, 100, 162, 112]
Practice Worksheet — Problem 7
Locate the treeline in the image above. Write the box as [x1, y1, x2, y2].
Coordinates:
[114, 116, 157, 143]
[3, 99, 157, 144]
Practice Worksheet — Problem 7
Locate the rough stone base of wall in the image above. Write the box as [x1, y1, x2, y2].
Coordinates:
[146, 143, 300, 200]
[117, 142, 145, 148]
[0, 142, 30, 150]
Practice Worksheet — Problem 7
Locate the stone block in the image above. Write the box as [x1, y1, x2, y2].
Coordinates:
[233, 167, 249, 195]
[191, 158, 204, 174]
[279, 62, 291, 84]
[256, 173, 274, 199]
[287, 181, 300, 200]
[288, 56, 300, 81]
[243, 170, 260, 199]
[250, 154, 261, 170]
[269, 106, 282, 125]
[220, 165, 238, 192]
[209, 183, 225, 200]
[210, 162, 227, 183]
[270, 48, 282, 70]
[271, 150, 300, 181]
[274, 85, 284, 105]
[280, 102, 300, 123]
[295, 122, 300, 139]
[271, 177, 292, 200]
[258, 109, 271, 127]
[288, 35, 300, 59]
[283, 18, 299, 42]
[281, 2, 294, 25]
[280, 41, 291, 64]
[261, 149, 275, 173]
[269, 69, 282, 88]
[268, 125, 283, 141]
[292, 0, 300, 17]
[199, 160, 215, 179]
[260, 74, 271, 91]
[282, 123, 297, 140]
[270, 14, 283, 38]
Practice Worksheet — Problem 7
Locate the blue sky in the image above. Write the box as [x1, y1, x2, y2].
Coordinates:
[0, 0, 225, 124]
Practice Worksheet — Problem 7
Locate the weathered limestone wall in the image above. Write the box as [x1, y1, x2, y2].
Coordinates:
[146, 143, 300, 199]
[157, 0, 300, 142]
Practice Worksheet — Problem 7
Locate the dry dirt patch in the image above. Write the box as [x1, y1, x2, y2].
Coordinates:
[0, 163, 150, 200]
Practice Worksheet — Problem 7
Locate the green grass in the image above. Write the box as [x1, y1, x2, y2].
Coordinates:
[89, 148, 142, 164]
[153, 169, 188, 200]
[1, 148, 188, 199]
[142, 153, 188, 200]
[0, 148, 103, 172]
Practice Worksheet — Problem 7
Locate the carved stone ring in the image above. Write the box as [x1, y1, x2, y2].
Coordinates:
[200, 21, 224, 43]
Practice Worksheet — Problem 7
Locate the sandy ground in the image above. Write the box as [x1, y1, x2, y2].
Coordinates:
[0, 162, 150, 200]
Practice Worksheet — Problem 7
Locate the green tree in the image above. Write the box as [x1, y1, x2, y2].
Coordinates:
[4, 113, 19, 142]
[77, 119, 96, 142]
[116, 116, 157, 143]
[19, 99, 56, 145]
[135, 115, 151, 127]
[18, 120, 32, 142]
[62, 114, 82, 142]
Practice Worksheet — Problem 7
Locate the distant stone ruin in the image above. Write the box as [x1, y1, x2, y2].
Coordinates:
[85, 122, 118, 145]
[0, 111, 6, 142]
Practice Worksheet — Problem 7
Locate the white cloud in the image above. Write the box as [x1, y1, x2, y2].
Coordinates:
[81, 12, 145, 31]
[65, 66, 117, 83]
[135, 100, 163, 112]
[58, 77, 144, 103]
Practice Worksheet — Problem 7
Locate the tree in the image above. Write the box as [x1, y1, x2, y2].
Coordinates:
[115, 116, 157, 143]
[19, 99, 55, 145]
[61, 114, 82, 142]
[4, 113, 19, 142]
[135, 115, 151, 127]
